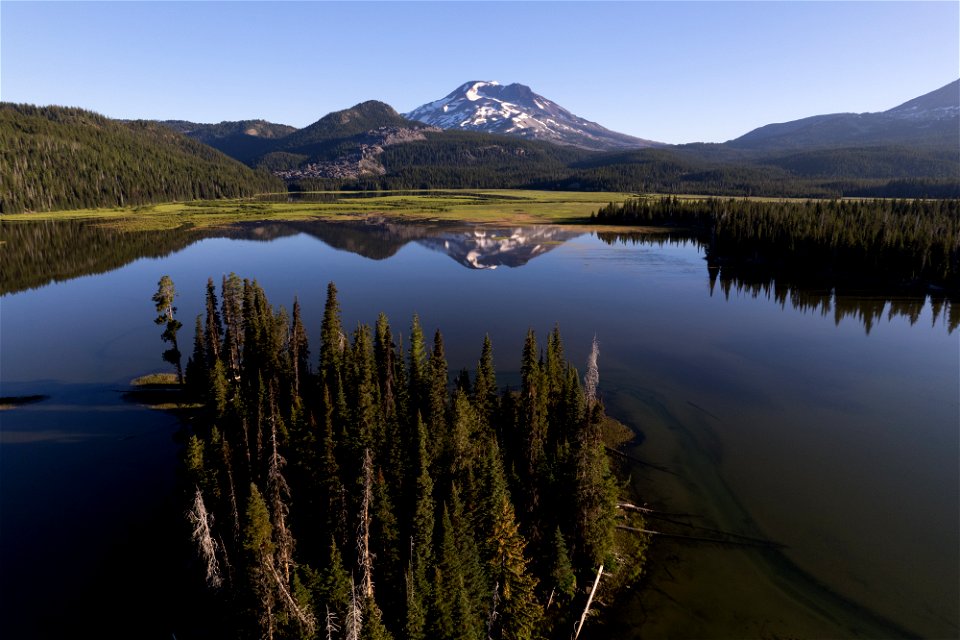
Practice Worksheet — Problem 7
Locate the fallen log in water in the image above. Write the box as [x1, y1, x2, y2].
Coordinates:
[617, 502, 783, 547]
[617, 525, 785, 549]
[606, 446, 676, 475]
[618, 502, 701, 518]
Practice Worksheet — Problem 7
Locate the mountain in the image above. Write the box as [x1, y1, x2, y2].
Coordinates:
[253, 101, 443, 179]
[0, 104, 284, 214]
[153, 80, 958, 199]
[277, 100, 416, 149]
[161, 119, 297, 165]
[405, 81, 659, 151]
[728, 79, 959, 151]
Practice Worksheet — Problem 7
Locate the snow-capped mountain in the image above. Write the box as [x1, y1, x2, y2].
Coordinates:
[405, 81, 659, 151]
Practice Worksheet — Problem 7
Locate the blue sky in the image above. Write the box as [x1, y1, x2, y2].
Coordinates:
[2, 1, 957, 143]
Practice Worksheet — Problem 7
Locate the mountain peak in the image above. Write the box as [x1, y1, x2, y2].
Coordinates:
[886, 79, 959, 119]
[405, 80, 659, 151]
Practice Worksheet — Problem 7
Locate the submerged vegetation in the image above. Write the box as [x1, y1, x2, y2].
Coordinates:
[169, 276, 644, 639]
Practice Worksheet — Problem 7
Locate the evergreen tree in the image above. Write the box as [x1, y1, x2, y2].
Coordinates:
[153, 274, 183, 384]
[548, 527, 576, 607]
[244, 483, 277, 638]
[427, 329, 449, 463]
[221, 273, 244, 379]
[574, 402, 618, 570]
[186, 315, 208, 398]
[487, 494, 543, 640]
[204, 277, 224, 367]
[407, 315, 428, 425]
[472, 335, 498, 433]
[290, 297, 309, 398]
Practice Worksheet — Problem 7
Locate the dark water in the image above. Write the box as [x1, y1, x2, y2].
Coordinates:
[1, 219, 957, 638]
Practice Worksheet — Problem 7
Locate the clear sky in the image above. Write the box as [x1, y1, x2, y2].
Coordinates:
[1, 1, 957, 143]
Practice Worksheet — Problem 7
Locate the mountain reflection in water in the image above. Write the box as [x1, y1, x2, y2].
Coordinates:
[0, 218, 954, 333]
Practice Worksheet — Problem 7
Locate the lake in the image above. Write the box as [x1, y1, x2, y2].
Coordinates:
[1, 217, 957, 638]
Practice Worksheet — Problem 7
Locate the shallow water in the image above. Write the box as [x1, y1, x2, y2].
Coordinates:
[1, 219, 957, 637]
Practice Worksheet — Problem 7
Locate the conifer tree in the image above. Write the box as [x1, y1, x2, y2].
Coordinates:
[518, 330, 549, 545]
[407, 413, 435, 640]
[407, 315, 428, 425]
[244, 483, 277, 638]
[427, 329, 449, 462]
[221, 273, 244, 378]
[153, 274, 183, 384]
[205, 277, 223, 367]
[290, 297, 309, 397]
[472, 335, 498, 432]
[575, 403, 618, 570]
[487, 494, 543, 640]
[320, 282, 345, 390]
[548, 527, 576, 607]
[320, 537, 352, 629]
[186, 315, 208, 398]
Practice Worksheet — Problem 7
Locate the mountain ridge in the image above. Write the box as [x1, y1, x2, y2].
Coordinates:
[728, 80, 959, 151]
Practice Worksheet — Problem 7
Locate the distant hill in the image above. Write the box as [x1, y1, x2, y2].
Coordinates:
[161, 119, 297, 165]
[728, 80, 959, 151]
[1, 104, 284, 214]
[405, 81, 659, 151]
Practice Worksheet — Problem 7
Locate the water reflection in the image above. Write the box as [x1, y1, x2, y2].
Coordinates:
[2, 219, 955, 333]
[598, 231, 959, 334]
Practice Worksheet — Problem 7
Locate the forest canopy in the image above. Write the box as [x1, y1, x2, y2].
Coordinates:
[169, 276, 637, 639]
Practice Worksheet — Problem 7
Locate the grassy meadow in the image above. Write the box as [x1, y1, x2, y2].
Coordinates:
[0, 190, 642, 231]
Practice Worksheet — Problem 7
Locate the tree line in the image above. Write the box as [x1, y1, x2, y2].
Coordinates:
[592, 197, 960, 294]
[286, 140, 959, 200]
[162, 276, 627, 639]
[0, 104, 284, 214]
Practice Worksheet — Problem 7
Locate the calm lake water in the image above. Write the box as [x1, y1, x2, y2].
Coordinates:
[1, 218, 957, 638]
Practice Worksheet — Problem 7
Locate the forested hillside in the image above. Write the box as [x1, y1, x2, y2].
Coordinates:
[162, 119, 298, 166]
[0, 104, 284, 214]
[289, 141, 959, 198]
[172, 278, 639, 639]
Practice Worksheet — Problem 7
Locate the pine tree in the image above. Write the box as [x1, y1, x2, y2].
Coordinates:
[153, 274, 183, 384]
[320, 282, 345, 391]
[548, 527, 576, 607]
[518, 329, 549, 545]
[186, 315, 208, 398]
[221, 273, 244, 379]
[290, 297, 309, 398]
[472, 335, 498, 434]
[487, 494, 543, 640]
[204, 277, 223, 367]
[244, 483, 276, 639]
[321, 536, 353, 628]
[574, 401, 618, 570]
[407, 315, 428, 425]
[427, 329, 449, 464]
